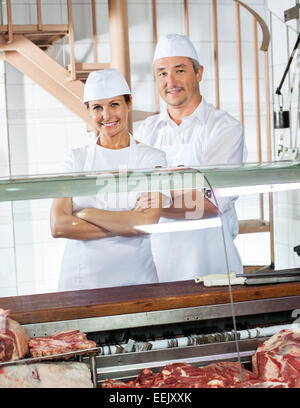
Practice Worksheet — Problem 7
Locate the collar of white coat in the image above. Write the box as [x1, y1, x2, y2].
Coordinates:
[84, 133, 138, 171]
[92, 132, 136, 148]
[159, 97, 209, 127]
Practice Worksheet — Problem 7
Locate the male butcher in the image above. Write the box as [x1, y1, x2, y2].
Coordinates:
[134, 33, 246, 282]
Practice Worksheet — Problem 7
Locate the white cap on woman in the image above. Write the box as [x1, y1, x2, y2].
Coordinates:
[83, 69, 131, 103]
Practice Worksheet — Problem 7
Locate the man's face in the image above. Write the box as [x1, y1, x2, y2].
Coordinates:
[153, 56, 203, 108]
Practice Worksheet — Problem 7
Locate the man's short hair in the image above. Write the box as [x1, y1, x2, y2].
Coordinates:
[190, 58, 200, 74]
[152, 57, 200, 76]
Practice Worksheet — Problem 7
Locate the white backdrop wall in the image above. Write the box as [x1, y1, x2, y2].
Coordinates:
[0, 0, 299, 296]
[266, 0, 300, 273]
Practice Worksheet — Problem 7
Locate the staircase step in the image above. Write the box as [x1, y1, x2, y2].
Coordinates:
[0, 24, 68, 50]
[27, 35, 66, 49]
[0, 34, 94, 126]
[0, 24, 68, 35]
[67, 62, 111, 81]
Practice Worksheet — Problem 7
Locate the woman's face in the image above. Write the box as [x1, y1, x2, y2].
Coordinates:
[88, 95, 132, 138]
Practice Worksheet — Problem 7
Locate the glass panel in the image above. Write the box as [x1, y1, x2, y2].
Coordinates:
[0, 167, 228, 295]
[1, 163, 300, 387]
[205, 166, 300, 388]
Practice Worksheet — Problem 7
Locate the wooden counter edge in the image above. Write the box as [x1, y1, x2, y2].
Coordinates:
[5, 281, 300, 325]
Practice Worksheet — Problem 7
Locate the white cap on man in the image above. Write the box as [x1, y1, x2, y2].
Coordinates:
[83, 68, 131, 103]
[153, 34, 199, 65]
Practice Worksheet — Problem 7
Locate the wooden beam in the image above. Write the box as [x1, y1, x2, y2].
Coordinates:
[6, 0, 13, 43]
[37, 0, 42, 31]
[235, 0, 270, 51]
[91, 0, 98, 63]
[108, 0, 132, 130]
[0, 24, 69, 34]
[152, 0, 157, 46]
[2, 280, 300, 325]
[108, 0, 131, 87]
[212, 0, 220, 109]
[238, 219, 270, 234]
[253, 17, 265, 223]
[235, 1, 244, 128]
[268, 192, 275, 266]
[0, 35, 84, 99]
[68, 62, 110, 71]
[243, 265, 272, 274]
[4, 50, 94, 127]
[264, 52, 272, 161]
[67, 0, 76, 81]
[253, 18, 262, 163]
[263, 49, 274, 265]
[184, 0, 190, 37]
[132, 110, 158, 122]
[152, 0, 160, 114]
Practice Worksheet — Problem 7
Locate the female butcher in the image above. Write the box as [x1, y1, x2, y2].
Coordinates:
[50, 69, 170, 291]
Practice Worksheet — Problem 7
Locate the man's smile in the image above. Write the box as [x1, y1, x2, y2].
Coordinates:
[166, 87, 184, 95]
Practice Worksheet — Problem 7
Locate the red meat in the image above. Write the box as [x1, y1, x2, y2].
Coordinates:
[0, 308, 29, 362]
[252, 328, 300, 388]
[29, 330, 97, 358]
[102, 328, 300, 389]
[101, 361, 256, 388]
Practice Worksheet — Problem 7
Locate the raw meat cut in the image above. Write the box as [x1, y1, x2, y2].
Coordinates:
[29, 330, 97, 358]
[102, 328, 300, 389]
[0, 308, 29, 362]
[0, 361, 93, 388]
[241, 379, 289, 388]
[102, 361, 257, 388]
[252, 328, 300, 388]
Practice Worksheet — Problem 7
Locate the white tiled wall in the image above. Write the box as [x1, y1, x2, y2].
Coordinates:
[1, 0, 299, 297]
[265, 1, 300, 272]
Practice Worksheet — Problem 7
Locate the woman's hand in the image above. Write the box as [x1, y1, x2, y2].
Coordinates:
[70, 193, 163, 237]
[50, 199, 113, 240]
[133, 192, 160, 212]
[73, 209, 91, 219]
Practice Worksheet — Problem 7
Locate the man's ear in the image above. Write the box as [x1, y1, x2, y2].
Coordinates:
[196, 65, 204, 82]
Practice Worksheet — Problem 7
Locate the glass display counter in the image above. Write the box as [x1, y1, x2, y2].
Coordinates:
[0, 161, 299, 388]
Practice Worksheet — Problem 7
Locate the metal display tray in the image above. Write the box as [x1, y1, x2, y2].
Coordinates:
[83, 338, 267, 385]
[0, 347, 101, 388]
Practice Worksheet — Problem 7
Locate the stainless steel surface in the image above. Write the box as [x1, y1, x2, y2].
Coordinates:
[284, 5, 300, 22]
[245, 276, 300, 285]
[85, 338, 265, 383]
[23, 295, 300, 337]
[238, 268, 300, 279]
[0, 347, 101, 368]
[89, 354, 98, 388]
[1, 161, 300, 202]
[0, 168, 203, 201]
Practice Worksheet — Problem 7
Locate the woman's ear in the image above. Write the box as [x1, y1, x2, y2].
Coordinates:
[127, 95, 133, 112]
[86, 102, 93, 117]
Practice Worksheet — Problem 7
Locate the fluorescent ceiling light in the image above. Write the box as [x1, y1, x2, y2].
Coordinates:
[214, 182, 300, 198]
[134, 217, 222, 234]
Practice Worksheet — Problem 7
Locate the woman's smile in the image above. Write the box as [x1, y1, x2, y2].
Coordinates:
[100, 120, 119, 128]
